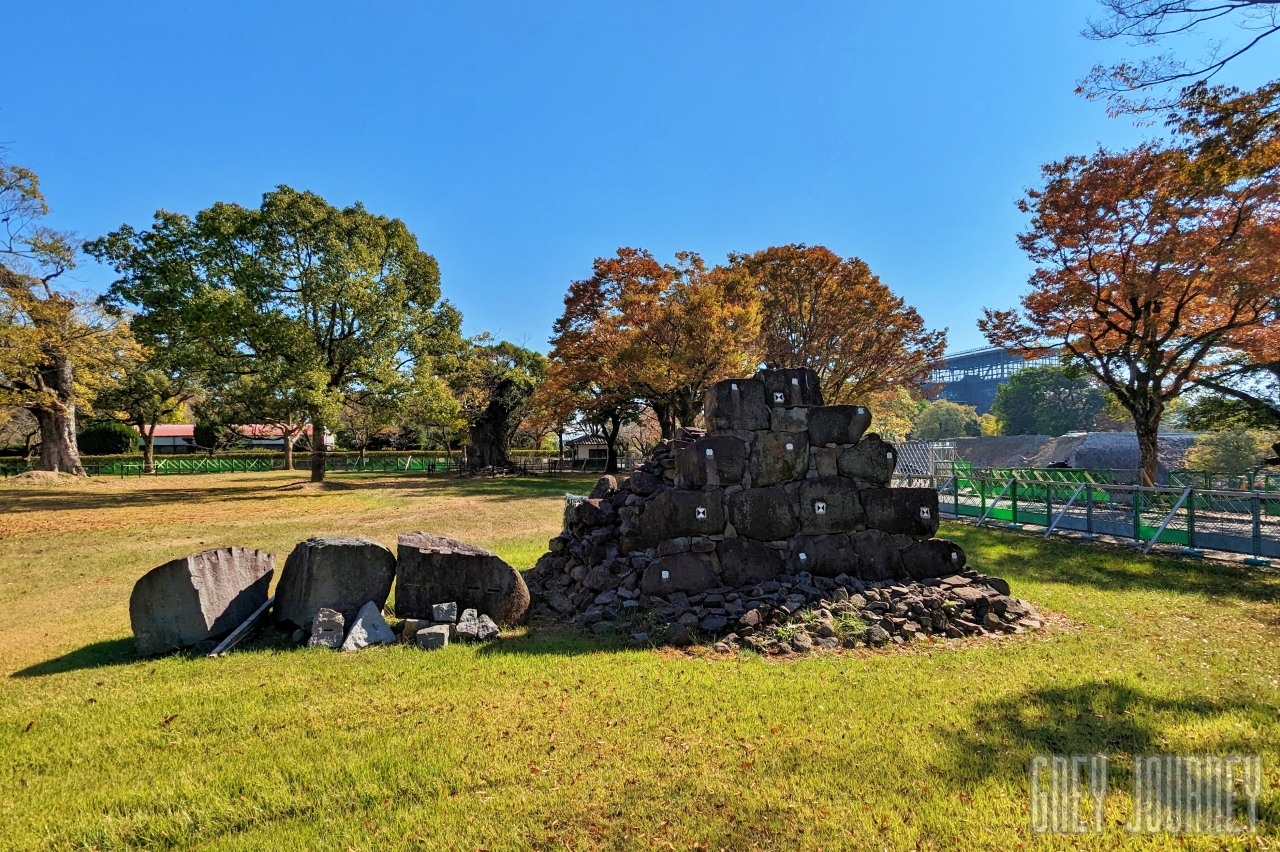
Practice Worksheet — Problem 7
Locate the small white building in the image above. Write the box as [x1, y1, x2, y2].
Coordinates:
[564, 434, 608, 462]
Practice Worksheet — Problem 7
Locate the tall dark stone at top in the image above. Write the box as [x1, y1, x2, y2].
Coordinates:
[704, 378, 770, 431]
[756, 367, 824, 408]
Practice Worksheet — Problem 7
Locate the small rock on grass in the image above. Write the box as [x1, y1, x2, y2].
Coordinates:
[432, 602, 458, 623]
[308, 608, 344, 649]
[455, 608, 480, 641]
[477, 614, 500, 640]
[665, 622, 693, 647]
[341, 601, 396, 651]
[417, 625, 450, 649]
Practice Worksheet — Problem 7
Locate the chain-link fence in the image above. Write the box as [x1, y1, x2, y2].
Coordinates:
[893, 472, 1280, 563]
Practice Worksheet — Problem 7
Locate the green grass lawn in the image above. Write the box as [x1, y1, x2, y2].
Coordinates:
[0, 472, 1277, 851]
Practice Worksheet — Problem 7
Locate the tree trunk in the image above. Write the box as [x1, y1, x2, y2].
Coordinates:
[604, 412, 623, 474]
[1136, 413, 1160, 488]
[673, 388, 702, 431]
[309, 416, 327, 482]
[31, 353, 85, 475]
[649, 399, 676, 440]
[283, 435, 295, 471]
[468, 406, 511, 470]
[142, 418, 157, 474]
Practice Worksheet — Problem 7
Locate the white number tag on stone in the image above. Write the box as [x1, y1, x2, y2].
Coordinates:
[785, 443, 794, 451]
[814, 501, 827, 515]
[774, 392, 785, 403]
[695, 506, 707, 520]
[791, 378, 800, 386]
[661, 570, 670, 580]
[886, 452, 894, 459]
[920, 507, 931, 519]
[798, 552, 808, 562]
[731, 383, 738, 391]
[950, 551, 959, 562]
[706, 448, 714, 457]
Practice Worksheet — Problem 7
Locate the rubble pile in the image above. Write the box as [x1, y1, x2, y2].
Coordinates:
[526, 367, 1043, 650]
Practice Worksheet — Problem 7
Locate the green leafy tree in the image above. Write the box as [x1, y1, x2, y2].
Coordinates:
[1186, 429, 1276, 473]
[95, 359, 199, 472]
[89, 186, 464, 482]
[451, 340, 546, 470]
[912, 400, 982, 441]
[991, 366, 1106, 436]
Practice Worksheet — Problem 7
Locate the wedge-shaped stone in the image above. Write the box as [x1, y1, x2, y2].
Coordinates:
[395, 533, 529, 624]
[807, 405, 872, 446]
[639, 488, 726, 541]
[717, 538, 783, 587]
[726, 485, 799, 542]
[749, 431, 808, 486]
[704, 378, 770, 431]
[640, 552, 720, 596]
[860, 488, 940, 539]
[798, 477, 865, 535]
[849, 529, 906, 582]
[129, 547, 274, 656]
[676, 435, 749, 489]
[756, 367, 824, 408]
[787, 533, 858, 578]
[836, 434, 898, 486]
[340, 601, 396, 651]
[901, 538, 966, 580]
[273, 537, 395, 630]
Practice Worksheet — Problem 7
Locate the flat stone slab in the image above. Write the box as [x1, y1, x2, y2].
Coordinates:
[749, 431, 809, 486]
[129, 547, 274, 656]
[641, 552, 719, 596]
[901, 539, 967, 579]
[799, 477, 865, 535]
[639, 488, 726, 541]
[787, 533, 857, 578]
[860, 488, 940, 539]
[395, 533, 530, 624]
[716, 538, 783, 587]
[273, 537, 395, 630]
[726, 485, 799, 542]
[341, 601, 396, 651]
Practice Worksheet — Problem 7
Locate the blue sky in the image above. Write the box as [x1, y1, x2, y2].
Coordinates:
[5, 1, 1273, 353]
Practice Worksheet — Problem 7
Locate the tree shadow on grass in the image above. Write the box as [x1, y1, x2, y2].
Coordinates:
[943, 679, 1279, 797]
[10, 637, 138, 678]
[945, 525, 1280, 605]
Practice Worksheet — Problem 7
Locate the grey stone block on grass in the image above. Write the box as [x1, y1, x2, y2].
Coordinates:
[308, 607, 345, 649]
[129, 546, 274, 656]
[273, 537, 395, 631]
[416, 625, 450, 649]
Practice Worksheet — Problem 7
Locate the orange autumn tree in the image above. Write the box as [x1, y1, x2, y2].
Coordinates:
[729, 244, 946, 404]
[543, 257, 642, 472]
[547, 248, 760, 444]
[616, 251, 760, 434]
[981, 141, 1280, 485]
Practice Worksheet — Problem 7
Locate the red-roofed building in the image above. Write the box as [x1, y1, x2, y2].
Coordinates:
[133, 423, 333, 453]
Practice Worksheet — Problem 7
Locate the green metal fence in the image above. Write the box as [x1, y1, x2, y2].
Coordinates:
[0, 454, 608, 478]
[894, 472, 1280, 564]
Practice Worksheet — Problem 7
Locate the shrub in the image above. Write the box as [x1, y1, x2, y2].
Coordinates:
[77, 422, 137, 455]
[1186, 429, 1275, 473]
[912, 400, 982, 440]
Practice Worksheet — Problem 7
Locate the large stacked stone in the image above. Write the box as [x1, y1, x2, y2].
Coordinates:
[525, 367, 1042, 649]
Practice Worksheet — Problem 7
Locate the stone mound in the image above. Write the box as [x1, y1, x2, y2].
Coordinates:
[525, 367, 1043, 650]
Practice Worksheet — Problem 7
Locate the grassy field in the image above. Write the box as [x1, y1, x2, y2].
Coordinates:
[0, 472, 1276, 851]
